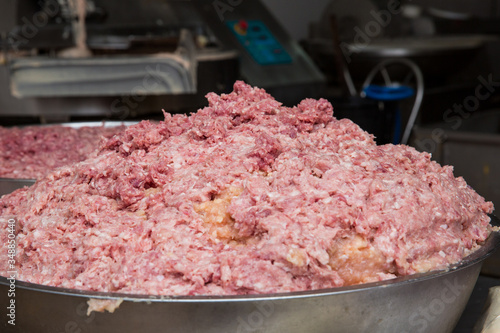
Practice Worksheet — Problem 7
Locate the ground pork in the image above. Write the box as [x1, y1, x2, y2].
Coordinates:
[0, 81, 494, 297]
[0, 124, 125, 179]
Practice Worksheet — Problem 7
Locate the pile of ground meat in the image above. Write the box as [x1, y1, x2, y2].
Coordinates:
[0, 124, 125, 179]
[0, 81, 494, 297]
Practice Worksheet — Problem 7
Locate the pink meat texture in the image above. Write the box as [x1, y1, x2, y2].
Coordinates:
[0, 81, 494, 296]
[0, 125, 124, 179]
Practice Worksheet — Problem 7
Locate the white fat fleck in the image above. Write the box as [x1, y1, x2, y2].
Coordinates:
[317, 250, 330, 265]
[393, 202, 401, 209]
[267, 192, 280, 199]
[390, 229, 398, 238]
[156, 275, 165, 282]
[41, 217, 56, 227]
[120, 232, 132, 240]
[453, 239, 459, 244]
[172, 155, 185, 168]
[254, 283, 264, 290]
[439, 251, 446, 257]
[323, 197, 332, 204]
[440, 224, 448, 230]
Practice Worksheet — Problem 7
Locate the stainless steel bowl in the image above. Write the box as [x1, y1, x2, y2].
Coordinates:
[1, 217, 499, 333]
[0, 121, 136, 197]
[1, 122, 497, 332]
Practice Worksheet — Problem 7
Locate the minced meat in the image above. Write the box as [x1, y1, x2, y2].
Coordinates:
[0, 81, 494, 297]
[0, 124, 125, 179]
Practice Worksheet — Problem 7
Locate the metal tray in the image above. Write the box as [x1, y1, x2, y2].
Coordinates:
[1, 217, 499, 333]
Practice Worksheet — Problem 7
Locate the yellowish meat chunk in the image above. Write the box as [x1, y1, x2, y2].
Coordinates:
[328, 235, 392, 285]
[194, 187, 244, 242]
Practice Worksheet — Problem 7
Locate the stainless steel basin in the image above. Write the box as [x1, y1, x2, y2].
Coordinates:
[1, 216, 498, 333]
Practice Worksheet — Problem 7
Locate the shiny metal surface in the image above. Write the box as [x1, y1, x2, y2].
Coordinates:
[1, 217, 499, 333]
[196, 0, 326, 106]
[0, 178, 35, 196]
[47, 121, 139, 128]
[304, 34, 493, 83]
[344, 35, 493, 58]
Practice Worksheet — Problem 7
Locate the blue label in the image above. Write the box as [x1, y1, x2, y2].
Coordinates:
[226, 20, 292, 65]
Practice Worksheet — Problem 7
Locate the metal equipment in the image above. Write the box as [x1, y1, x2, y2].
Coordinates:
[0, 0, 325, 122]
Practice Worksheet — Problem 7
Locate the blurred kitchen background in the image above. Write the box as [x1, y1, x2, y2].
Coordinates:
[1, 1, 500, 331]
